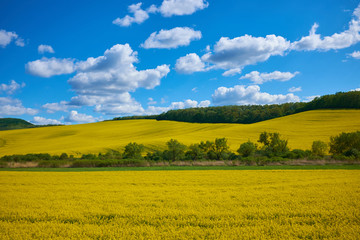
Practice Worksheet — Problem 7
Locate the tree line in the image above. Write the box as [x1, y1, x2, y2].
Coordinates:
[1, 131, 359, 168]
[113, 91, 360, 124]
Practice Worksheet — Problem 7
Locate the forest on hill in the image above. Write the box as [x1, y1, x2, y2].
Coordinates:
[0, 118, 62, 131]
[0, 118, 34, 131]
[114, 91, 360, 124]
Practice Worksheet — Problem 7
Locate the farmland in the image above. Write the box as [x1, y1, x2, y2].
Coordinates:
[1, 109, 360, 157]
[0, 169, 359, 239]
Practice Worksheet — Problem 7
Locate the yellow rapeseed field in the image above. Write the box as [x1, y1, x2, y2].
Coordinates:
[0, 110, 360, 156]
[0, 170, 359, 239]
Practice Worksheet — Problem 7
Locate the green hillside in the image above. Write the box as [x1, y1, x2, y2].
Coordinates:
[0, 118, 34, 131]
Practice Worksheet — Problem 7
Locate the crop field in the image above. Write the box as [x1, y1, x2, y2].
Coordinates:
[0, 110, 360, 156]
[0, 169, 359, 239]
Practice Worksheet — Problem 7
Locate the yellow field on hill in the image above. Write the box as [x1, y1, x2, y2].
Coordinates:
[0, 110, 359, 156]
[0, 170, 359, 239]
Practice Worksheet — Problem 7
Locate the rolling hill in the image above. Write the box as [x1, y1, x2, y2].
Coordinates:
[0, 110, 359, 156]
[0, 118, 34, 131]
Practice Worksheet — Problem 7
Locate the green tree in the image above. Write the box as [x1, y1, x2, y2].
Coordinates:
[311, 140, 328, 157]
[258, 132, 289, 157]
[237, 140, 256, 157]
[211, 138, 230, 160]
[185, 144, 205, 160]
[165, 139, 186, 161]
[329, 131, 360, 157]
[123, 142, 144, 159]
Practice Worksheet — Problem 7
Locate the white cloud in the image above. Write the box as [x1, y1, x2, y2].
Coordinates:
[198, 100, 211, 107]
[38, 44, 55, 54]
[175, 53, 206, 74]
[26, 57, 76, 78]
[148, 97, 157, 105]
[0, 29, 23, 47]
[112, 3, 149, 27]
[113, 1, 208, 27]
[145, 99, 210, 115]
[158, 0, 209, 17]
[141, 27, 201, 49]
[202, 35, 290, 70]
[15, 38, 25, 47]
[303, 95, 320, 102]
[222, 68, 242, 77]
[68, 44, 169, 116]
[192, 87, 198, 93]
[65, 110, 97, 123]
[0, 97, 38, 117]
[288, 86, 302, 93]
[32, 116, 62, 125]
[240, 71, 299, 84]
[69, 43, 169, 96]
[349, 50, 360, 59]
[0, 80, 25, 94]
[42, 101, 74, 113]
[26, 44, 171, 116]
[212, 85, 300, 106]
[350, 88, 360, 91]
[291, 4, 360, 51]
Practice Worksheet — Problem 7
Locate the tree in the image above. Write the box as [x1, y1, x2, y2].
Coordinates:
[211, 138, 230, 160]
[258, 131, 289, 157]
[237, 141, 256, 157]
[123, 142, 144, 159]
[165, 139, 186, 161]
[311, 140, 328, 157]
[329, 131, 360, 157]
[185, 144, 205, 160]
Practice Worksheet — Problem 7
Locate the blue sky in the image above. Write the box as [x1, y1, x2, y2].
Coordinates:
[0, 0, 359, 125]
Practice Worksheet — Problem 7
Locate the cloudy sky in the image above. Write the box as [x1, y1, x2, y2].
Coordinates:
[1, 0, 360, 125]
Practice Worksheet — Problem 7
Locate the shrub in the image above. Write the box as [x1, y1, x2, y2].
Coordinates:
[0, 161, 7, 168]
[237, 141, 256, 157]
[329, 131, 360, 156]
[312, 140, 328, 157]
[123, 143, 144, 159]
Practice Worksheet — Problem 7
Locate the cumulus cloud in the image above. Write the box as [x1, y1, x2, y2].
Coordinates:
[212, 85, 300, 106]
[303, 95, 320, 102]
[65, 110, 97, 123]
[69, 44, 169, 96]
[349, 50, 360, 59]
[68, 44, 169, 116]
[113, 1, 208, 27]
[42, 101, 75, 113]
[27, 43, 170, 116]
[32, 116, 62, 125]
[288, 86, 302, 93]
[350, 88, 360, 91]
[38, 44, 55, 54]
[141, 27, 202, 49]
[145, 99, 211, 115]
[0, 80, 25, 94]
[26, 57, 76, 78]
[158, 0, 209, 17]
[0, 29, 24, 47]
[0, 97, 38, 117]
[112, 3, 149, 27]
[291, 4, 360, 51]
[222, 68, 242, 77]
[202, 35, 290, 70]
[148, 97, 157, 105]
[175, 53, 206, 74]
[240, 71, 299, 84]
[15, 38, 25, 47]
